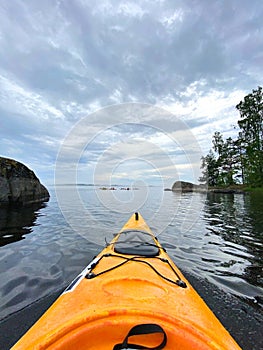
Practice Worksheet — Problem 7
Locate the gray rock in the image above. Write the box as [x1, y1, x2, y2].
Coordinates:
[0, 157, 49, 206]
[172, 181, 207, 192]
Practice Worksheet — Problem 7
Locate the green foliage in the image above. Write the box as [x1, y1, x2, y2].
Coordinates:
[236, 86, 263, 187]
[199, 150, 218, 186]
[200, 86, 263, 188]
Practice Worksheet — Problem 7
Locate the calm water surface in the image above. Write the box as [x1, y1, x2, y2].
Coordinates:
[0, 186, 262, 320]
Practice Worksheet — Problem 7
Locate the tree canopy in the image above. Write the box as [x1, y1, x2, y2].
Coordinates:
[200, 86, 263, 188]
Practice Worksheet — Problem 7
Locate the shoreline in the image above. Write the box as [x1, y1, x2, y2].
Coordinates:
[170, 181, 263, 194]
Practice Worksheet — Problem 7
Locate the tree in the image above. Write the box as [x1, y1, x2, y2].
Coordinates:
[212, 132, 239, 186]
[200, 87, 263, 188]
[212, 131, 224, 155]
[221, 137, 239, 186]
[199, 150, 219, 186]
[236, 86, 263, 186]
[232, 136, 245, 184]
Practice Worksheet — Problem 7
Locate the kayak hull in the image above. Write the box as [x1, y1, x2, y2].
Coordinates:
[12, 213, 241, 350]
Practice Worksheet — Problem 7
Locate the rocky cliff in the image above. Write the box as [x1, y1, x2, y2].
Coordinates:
[0, 157, 50, 206]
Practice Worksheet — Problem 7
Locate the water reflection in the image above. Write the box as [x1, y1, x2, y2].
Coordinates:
[0, 203, 47, 246]
[204, 192, 263, 298]
[0, 187, 262, 319]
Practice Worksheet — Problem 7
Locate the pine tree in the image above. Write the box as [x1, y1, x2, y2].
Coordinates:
[236, 86, 263, 187]
[200, 87, 263, 188]
[199, 150, 219, 186]
[212, 132, 239, 186]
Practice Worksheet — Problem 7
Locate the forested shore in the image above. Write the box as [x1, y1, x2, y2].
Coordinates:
[200, 87, 263, 190]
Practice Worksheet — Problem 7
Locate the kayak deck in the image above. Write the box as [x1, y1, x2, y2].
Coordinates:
[12, 213, 241, 350]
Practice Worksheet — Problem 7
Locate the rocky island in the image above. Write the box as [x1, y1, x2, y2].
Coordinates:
[172, 181, 207, 192]
[171, 181, 246, 194]
[0, 157, 50, 206]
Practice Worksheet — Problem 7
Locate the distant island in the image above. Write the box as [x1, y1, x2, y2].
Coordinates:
[169, 181, 246, 194]
[0, 157, 50, 206]
[170, 181, 207, 192]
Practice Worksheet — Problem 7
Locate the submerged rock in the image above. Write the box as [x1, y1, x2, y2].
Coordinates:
[0, 157, 50, 206]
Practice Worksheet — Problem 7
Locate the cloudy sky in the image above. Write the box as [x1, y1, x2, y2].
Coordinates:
[0, 0, 262, 187]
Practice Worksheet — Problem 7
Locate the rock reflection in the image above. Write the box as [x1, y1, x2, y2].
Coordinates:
[0, 202, 47, 246]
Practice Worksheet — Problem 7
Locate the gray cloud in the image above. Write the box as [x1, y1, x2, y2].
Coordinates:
[0, 0, 262, 184]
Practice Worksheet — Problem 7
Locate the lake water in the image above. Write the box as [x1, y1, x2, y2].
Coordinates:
[0, 186, 262, 321]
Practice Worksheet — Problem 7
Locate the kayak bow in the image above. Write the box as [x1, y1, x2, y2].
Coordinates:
[12, 212, 241, 349]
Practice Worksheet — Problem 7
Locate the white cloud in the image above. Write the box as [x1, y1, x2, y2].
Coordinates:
[0, 74, 65, 121]
[160, 9, 184, 30]
[118, 2, 145, 18]
[158, 82, 247, 152]
[109, 89, 123, 104]
[0, 0, 262, 184]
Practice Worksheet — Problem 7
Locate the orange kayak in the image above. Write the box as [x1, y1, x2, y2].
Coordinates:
[12, 212, 241, 349]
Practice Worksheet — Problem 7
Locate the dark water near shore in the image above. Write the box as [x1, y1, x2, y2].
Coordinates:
[0, 186, 262, 322]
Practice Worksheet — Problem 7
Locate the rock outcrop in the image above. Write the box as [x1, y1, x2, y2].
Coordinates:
[172, 181, 207, 192]
[0, 157, 50, 206]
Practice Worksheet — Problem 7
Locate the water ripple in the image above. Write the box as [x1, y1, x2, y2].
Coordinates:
[0, 187, 262, 320]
